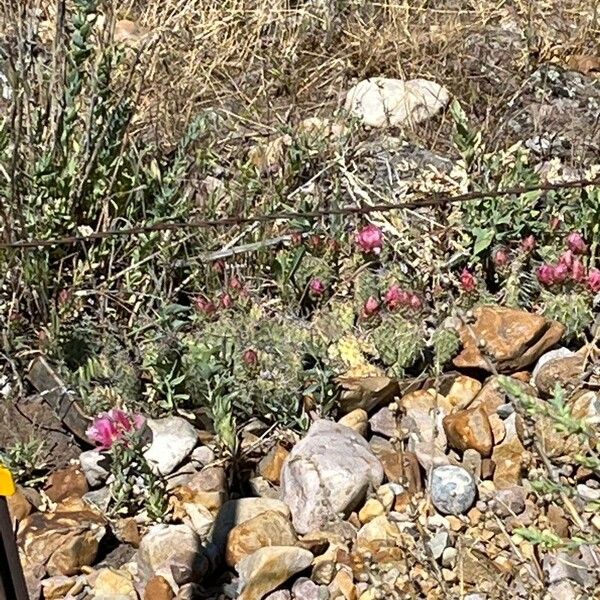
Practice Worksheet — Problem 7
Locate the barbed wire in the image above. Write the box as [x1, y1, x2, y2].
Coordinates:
[1, 176, 599, 250]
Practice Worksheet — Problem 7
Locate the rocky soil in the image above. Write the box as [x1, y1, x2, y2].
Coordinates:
[7, 305, 600, 600]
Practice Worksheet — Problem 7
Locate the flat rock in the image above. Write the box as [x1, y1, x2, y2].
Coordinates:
[429, 465, 476, 515]
[258, 444, 289, 484]
[44, 465, 89, 503]
[144, 417, 198, 476]
[453, 306, 564, 372]
[338, 409, 368, 437]
[344, 77, 450, 128]
[92, 567, 137, 600]
[79, 449, 110, 487]
[368, 407, 397, 438]
[225, 510, 297, 568]
[143, 575, 174, 599]
[443, 406, 493, 457]
[281, 420, 383, 534]
[237, 546, 314, 600]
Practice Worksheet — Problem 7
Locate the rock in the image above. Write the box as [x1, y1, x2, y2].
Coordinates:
[137, 524, 209, 590]
[429, 466, 476, 515]
[113, 518, 141, 547]
[461, 448, 482, 479]
[490, 486, 527, 518]
[212, 497, 290, 550]
[83, 486, 112, 512]
[369, 407, 397, 438]
[144, 417, 198, 476]
[344, 77, 449, 128]
[488, 413, 506, 445]
[144, 576, 174, 600]
[79, 449, 110, 487]
[328, 568, 356, 599]
[356, 515, 400, 548]
[492, 434, 528, 489]
[427, 530, 449, 560]
[441, 547, 458, 568]
[41, 575, 79, 600]
[281, 420, 383, 534]
[337, 369, 398, 413]
[338, 409, 368, 437]
[248, 476, 280, 499]
[444, 376, 482, 410]
[258, 444, 289, 484]
[410, 438, 450, 472]
[265, 592, 292, 600]
[18, 501, 106, 576]
[236, 546, 313, 600]
[225, 510, 297, 567]
[542, 551, 595, 588]
[443, 406, 493, 457]
[92, 567, 137, 600]
[453, 306, 565, 372]
[292, 577, 329, 600]
[7, 486, 33, 523]
[533, 350, 584, 397]
[44, 465, 89, 503]
[369, 436, 404, 482]
[358, 498, 385, 524]
[190, 446, 215, 467]
[547, 580, 579, 600]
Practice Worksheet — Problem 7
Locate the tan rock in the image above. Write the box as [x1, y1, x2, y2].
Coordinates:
[443, 406, 493, 457]
[17, 504, 105, 576]
[338, 409, 369, 438]
[534, 353, 584, 397]
[453, 306, 564, 372]
[488, 413, 506, 445]
[92, 568, 137, 599]
[445, 375, 482, 410]
[41, 575, 79, 600]
[401, 388, 452, 414]
[258, 444, 289, 484]
[329, 567, 357, 600]
[237, 546, 313, 600]
[337, 368, 398, 413]
[7, 486, 33, 523]
[225, 510, 297, 567]
[356, 515, 400, 549]
[358, 498, 385, 524]
[492, 436, 528, 489]
[144, 575, 174, 600]
[45, 465, 88, 503]
[369, 436, 403, 482]
[113, 517, 140, 547]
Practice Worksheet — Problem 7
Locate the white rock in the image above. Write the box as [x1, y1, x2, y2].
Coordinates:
[280, 419, 383, 534]
[344, 77, 450, 128]
[79, 450, 110, 487]
[143, 417, 198, 476]
[429, 465, 477, 515]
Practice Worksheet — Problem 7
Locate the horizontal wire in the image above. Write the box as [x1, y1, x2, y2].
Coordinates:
[1, 176, 598, 250]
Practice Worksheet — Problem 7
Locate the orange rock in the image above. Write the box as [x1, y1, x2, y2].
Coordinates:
[144, 575, 174, 600]
[492, 436, 528, 489]
[7, 486, 33, 522]
[258, 444, 289, 484]
[443, 406, 493, 457]
[453, 306, 564, 372]
[113, 517, 140, 547]
[45, 465, 89, 503]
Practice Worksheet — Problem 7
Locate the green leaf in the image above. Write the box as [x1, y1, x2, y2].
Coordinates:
[472, 228, 495, 255]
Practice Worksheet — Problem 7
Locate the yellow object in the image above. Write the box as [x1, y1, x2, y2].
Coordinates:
[0, 465, 16, 496]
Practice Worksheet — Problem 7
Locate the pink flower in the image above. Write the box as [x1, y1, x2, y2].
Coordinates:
[409, 294, 423, 311]
[309, 278, 326, 296]
[566, 232, 587, 255]
[58, 289, 72, 306]
[362, 296, 380, 317]
[537, 264, 555, 286]
[553, 262, 569, 283]
[86, 409, 145, 449]
[459, 269, 477, 293]
[229, 277, 242, 291]
[571, 258, 587, 282]
[220, 292, 233, 309]
[521, 235, 536, 253]
[559, 250, 574, 269]
[356, 225, 383, 255]
[588, 268, 600, 293]
[493, 247, 509, 267]
[242, 348, 258, 366]
[384, 284, 410, 310]
[194, 296, 216, 315]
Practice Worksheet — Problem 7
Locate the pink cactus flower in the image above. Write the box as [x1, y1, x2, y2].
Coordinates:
[86, 409, 145, 449]
[521, 235, 536, 253]
[219, 292, 233, 309]
[384, 284, 410, 310]
[309, 278, 326, 296]
[356, 225, 383, 255]
[459, 269, 477, 293]
[588, 268, 600, 293]
[559, 250, 574, 269]
[408, 294, 423, 311]
[553, 262, 569, 283]
[537, 264, 555, 286]
[194, 296, 216, 315]
[571, 258, 587, 283]
[362, 296, 380, 317]
[493, 247, 509, 267]
[566, 232, 587, 255]
[242, 348, 258, 366]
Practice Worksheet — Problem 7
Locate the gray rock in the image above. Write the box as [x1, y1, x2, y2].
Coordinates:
[137, 524, 209, 589]
[547, 580, 579, 600]
[281, 419, 383, 534]
[429, 465, 476, 515]
[532, 347, 575, 381]
[441, 547, 457, 568]
[265, 592, 292, 600]
[576, 484, 600, 503]
[543, 551, 595, 588]
[190, 445, 216, 467]
[369, 407, 397, 438]
[82, 487, 111, 512]
[144, 417, 198, 476]
[79, 450, 110, 487]
[427, 530, 449, 560]
[490, 486, 527, 518]
[292, 576, 330, 600]
[496, 403, 515, 419]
